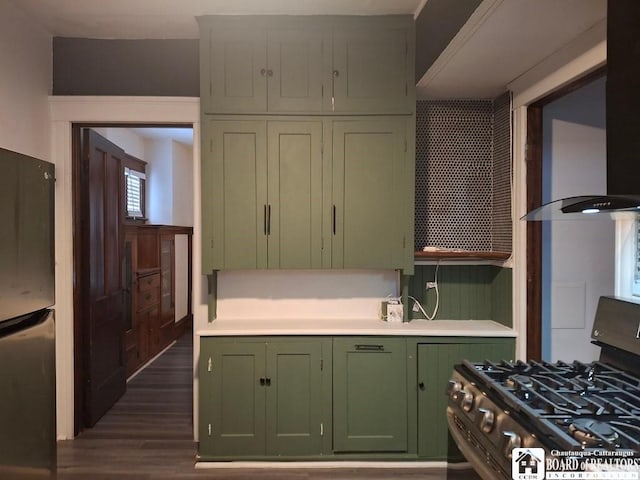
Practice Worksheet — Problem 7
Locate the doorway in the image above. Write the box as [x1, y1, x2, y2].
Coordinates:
[72, 124, 193, 434]
[525, 67, 607, 361]
[71, 124, 195, 433]
[50, 96, 201, 440]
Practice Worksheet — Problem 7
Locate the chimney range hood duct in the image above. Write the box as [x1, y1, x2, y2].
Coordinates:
[523, 0, 640, 221]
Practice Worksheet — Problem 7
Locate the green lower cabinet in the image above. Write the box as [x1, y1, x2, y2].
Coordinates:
[265, 342, 325, 455]
[332, 337, 408, 453]
[199, 338, 330, 459]
[416, 339, 514, 460]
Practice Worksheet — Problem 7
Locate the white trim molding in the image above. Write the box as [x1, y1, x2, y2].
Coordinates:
[48, 96, 201, 440]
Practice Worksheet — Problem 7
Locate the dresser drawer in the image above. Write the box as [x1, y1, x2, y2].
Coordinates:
[138, 273, 160, 293]
[138, 287, 160, 310]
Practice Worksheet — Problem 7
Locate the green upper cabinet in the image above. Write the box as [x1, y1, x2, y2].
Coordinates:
[331, 24, 413, 114]
[330, 118, 408, 270]
[266, 29, 326, 113]
[198, 15, 414, 115]
[267, 121, 324, 269]
[202, 118, 323, 270]
[200, 18, 326, 114]
[199, 15, 416, 272]
[201, 26, 267, 113]
[203, 119, 267, 270]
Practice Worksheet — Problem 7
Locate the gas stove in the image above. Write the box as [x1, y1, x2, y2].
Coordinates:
[447, 296, 640, 480]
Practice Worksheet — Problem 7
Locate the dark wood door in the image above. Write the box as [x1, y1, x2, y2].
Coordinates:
[82, 129, 127, 426]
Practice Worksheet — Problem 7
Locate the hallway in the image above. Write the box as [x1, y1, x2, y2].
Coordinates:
[57, 333, 195, 478]
[57, 333, 479, 479]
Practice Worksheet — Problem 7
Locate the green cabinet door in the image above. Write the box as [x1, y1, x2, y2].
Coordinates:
[204, 26, 267, 113]
[267, 29, 326, 113]
[267, 121, 323, 268]
[199, 341, 266, 457]
[331, 119, 407, 269]
[417, 340, 514, 460]
[332, 26, 411, 114]
[202, 119, 323, 270]
[333, 337, 408, 452]
[203, 119, 267, 270]
[265, 341, 324, 455]
[201, 20, 326, 114]
[199, 338, 329, 459]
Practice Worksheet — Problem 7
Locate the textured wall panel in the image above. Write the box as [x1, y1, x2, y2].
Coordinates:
[492, 92, 513, 253]
[415, 97, 512, 253]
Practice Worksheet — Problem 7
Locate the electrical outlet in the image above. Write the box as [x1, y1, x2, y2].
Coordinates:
[426, 281, 437, 290]
[386, 303, 403, 322]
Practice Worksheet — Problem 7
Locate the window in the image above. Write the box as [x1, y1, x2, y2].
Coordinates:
[634, 217, 640, 297]
[125, 167, 146, 219]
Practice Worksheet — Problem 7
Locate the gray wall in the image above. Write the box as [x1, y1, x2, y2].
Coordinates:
[414, 0, 481, 82]
[53, 38, 199, 96]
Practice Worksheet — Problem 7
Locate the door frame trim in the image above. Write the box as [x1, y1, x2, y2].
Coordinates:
[523, 67, 606, 361]
[49, 96, 200, 439]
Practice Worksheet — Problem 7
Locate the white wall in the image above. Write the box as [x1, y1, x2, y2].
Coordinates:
[0, 0, 52, 159]
[216, 270, 399, 320]
[172, 141, 194, 226]
[174, 234, 190, 322]
[146, 137, 173, 224]
[89, 128, 194, 227]
[92, 127, 146, 159]
[542, 77, 612, 362]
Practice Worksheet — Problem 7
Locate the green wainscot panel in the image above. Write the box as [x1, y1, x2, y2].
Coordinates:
[409, 265, 512, 326]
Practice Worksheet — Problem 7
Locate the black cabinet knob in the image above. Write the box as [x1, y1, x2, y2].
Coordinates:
[418, 382, 425, 391]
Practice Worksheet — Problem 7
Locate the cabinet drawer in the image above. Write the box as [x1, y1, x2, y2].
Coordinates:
[138, 287, 160, 310]
[138, 273, 160, 292]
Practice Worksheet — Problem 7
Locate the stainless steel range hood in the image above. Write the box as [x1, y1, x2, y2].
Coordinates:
[523, 195, 640, 220]
[523, 0, 640, 221]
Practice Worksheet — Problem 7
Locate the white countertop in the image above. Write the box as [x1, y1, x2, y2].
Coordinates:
[196, 318, 516, 337]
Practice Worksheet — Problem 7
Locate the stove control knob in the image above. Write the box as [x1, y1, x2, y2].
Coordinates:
[502, 431, 522, 458]
[461, 390, 474, 412]
[478, 408, 495, 433]
[447, 380, 462, 398]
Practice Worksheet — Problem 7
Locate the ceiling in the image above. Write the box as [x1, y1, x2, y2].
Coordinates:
[129, 128, 194, 147]
[10, 0, 606, 100]
[418, 0, 607, 99]
[11, 0, 425, 39]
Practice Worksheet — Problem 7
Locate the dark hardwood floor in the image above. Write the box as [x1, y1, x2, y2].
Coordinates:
[57, 333, 480, 480]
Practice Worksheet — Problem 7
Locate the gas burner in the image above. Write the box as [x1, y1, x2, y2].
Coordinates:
[568, 418, 619, 448]
[505, 374, 534, 389]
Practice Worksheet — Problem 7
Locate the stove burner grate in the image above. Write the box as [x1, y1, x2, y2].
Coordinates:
[568, 418, 620, 448]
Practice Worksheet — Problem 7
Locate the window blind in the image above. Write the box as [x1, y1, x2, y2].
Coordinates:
[125, 167, 145, 218]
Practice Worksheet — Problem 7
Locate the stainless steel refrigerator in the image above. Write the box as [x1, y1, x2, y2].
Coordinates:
[0, 147, 56, 479]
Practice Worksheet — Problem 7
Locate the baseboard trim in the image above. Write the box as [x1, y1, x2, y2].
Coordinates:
[126, 340, 176, 383]
[195, 461, 473, 470]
